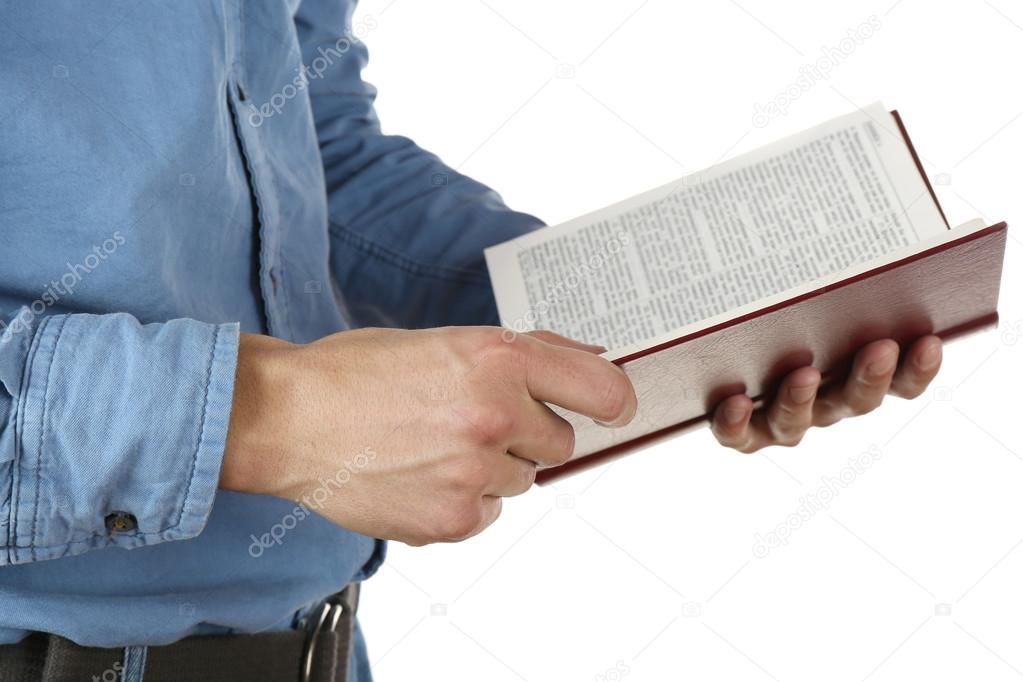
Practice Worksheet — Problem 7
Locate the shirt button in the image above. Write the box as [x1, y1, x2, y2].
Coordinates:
[105, 511, 138, 533]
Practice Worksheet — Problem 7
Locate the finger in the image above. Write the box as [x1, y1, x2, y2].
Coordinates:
[765, 366, 821, 445]
[507, 401, 576, 467]
[711, 393, 758, 452]
[525, 330, 606, 354]
[518, 335, 637, 427]
[814, 339, 898, 426]
[478, 496, 503, 531]
[442, 496, 504, 543]
[484, 453, 538, 497]
[476, 496, 503, 536]
[889, 335, 942, 399]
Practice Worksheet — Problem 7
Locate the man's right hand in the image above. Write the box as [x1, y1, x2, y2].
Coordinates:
[220, 327, 636, 546]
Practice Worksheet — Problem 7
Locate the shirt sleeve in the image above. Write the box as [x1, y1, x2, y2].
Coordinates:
[0, 309, 239, 565]
[295, 0, 544, 329]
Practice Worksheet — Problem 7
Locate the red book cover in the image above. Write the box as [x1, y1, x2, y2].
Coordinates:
[537, 219, 1007, 483]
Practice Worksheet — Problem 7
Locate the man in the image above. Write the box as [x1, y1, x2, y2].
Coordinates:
[0, 2, 943, 680]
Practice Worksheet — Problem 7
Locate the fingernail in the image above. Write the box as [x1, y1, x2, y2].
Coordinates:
[788, 384, 817, 403]
[916, 342, 941, 370]
[723, 406, 747, 424]
[593, 404, 635, 429]
[866, 350, 898, 377]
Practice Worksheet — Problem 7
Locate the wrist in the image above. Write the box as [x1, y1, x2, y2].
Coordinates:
[221, 332, 297, 497]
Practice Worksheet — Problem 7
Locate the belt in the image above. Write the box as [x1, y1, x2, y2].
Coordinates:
[0, 583, 360, 682]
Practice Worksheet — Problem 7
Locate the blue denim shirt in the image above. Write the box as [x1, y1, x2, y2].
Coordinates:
[0, 0, 541, 665]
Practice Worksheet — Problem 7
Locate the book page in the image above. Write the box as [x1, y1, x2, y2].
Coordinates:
[485, 103, 948, 352]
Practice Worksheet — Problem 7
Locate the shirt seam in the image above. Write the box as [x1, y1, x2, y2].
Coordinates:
[16, 530, 180, 553]
[5, 316, 49, 563]
[29, 314, 68, 561]
[266, 155, 298, 342]
[233, 107, 286, 340]
[327, 219, 491, 286]
[170, 323, 222, 531]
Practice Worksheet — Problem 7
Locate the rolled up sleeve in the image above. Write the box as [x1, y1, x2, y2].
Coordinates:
[0, 311, 239, 565]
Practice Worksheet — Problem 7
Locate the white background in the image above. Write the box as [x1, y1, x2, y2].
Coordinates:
[353, 1, 1023, 680]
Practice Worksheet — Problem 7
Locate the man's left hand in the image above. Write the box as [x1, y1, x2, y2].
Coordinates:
[711, 335, 942, 453]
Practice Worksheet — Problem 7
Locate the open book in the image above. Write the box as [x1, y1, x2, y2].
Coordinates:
[485, 103, 1007, 482]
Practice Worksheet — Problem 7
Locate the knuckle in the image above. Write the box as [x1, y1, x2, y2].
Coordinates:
[596, 375, 629, 423]
[718, 430, 758, 453]
[815, 413, 842, 428]
[893, 384, 925, 400]
[736, 442, 760, 454]
[514, 463, 538, 492]
[775, 400, 805, 418]
[525, 329, 555, 344]
[550, 423, 576, 465]
[852, 395, 884, 416]
[777, 433, 805, 448]
[845, 381, 886, 415]
[854, 372, 889, 393]
[474, 325, 510, 349]
[815, 397, 851, 424]
[712, 429, 738, 448]
[771, 421, 807, 442]
[436, 501, 483, 542]
[452, 453, 491, 492]
[467, 327, 522, 368]
[403, 535, 429, 548]
[456, 405, 514, 447]
[485, 326, 523, 355]
[712, 423, 744, 448]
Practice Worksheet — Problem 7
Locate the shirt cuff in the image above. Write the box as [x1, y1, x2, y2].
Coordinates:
[1, 313, 239, 565]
